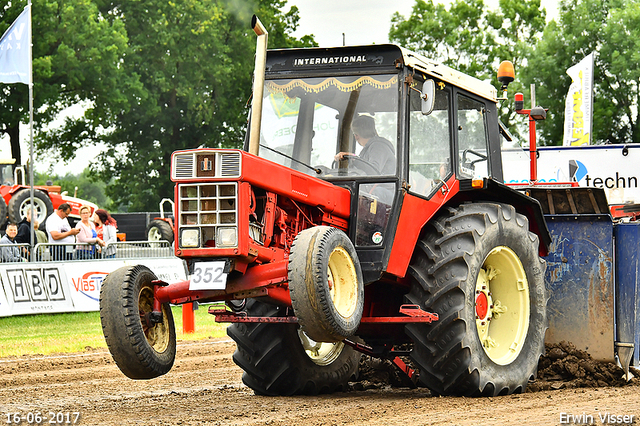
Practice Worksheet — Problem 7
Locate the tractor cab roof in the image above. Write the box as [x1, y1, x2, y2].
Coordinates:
[265, 44, 497, 103]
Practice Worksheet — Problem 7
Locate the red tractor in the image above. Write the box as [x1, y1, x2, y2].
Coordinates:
[145, 198, 175, 244]
[0, 159, 97, 227]
[99, 17, 551, 396]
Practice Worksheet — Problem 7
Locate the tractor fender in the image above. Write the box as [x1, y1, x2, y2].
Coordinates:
[451, 178, 551, 255]
[385, 178, 550, 279]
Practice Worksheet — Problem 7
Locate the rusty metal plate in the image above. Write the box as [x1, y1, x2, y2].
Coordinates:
[543, 215, 614, 362]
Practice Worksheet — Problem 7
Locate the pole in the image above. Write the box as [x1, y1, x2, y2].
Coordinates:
[28, 1, 35, 261]
[182, 302, 195, 334]
[515, 91, 540, 183]
[248, 16, 268, 156]
[528, 117, 537, 182]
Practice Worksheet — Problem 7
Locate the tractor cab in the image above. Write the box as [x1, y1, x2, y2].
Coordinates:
[0, 159, 19, 186]
[251, 45, 504, 281]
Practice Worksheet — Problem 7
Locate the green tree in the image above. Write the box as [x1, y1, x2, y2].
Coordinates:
[0, 0, 139, 164]
[526, 0, 639, 146]
[389, 0, 546, 132]
[389, 0, 545, 80]
[35, 167, 110, 207]
[59, 0, 314, 212]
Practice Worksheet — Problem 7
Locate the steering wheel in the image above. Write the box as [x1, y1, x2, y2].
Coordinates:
[331, 154, 379, 176]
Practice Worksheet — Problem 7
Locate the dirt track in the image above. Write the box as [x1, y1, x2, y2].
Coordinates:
[0, 338, 638, 426]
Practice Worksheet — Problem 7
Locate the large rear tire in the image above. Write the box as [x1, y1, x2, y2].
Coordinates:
[100, 265, 176, 379]
[8, 189, 53, 224]
[406, 202, 547, 396]
[146, 219, 174, 244]
[228, 299, 361, 395]
[0, 197, 7, 228]
[288, 226, 364, 342]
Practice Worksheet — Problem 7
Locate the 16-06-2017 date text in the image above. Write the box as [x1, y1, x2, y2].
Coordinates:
[4, 412, 81, 425]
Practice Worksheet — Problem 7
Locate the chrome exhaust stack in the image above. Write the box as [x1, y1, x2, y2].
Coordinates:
[248, 15, 268, 156]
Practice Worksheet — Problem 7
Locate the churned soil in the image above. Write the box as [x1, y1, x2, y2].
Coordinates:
[529, 341, 639, 392]
[0, 338, 639, 426]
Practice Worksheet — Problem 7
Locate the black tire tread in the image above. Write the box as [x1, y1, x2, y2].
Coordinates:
[146, 219, 174, 244]
[228, 299, 360, 396]
[0, 197, 7, 228]
[100, 265, 176, 379]
[288, 226, 364, 342]
[406, 202, 547, 397]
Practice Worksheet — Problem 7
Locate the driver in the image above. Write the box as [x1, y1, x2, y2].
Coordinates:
[334, 115, 396, 175]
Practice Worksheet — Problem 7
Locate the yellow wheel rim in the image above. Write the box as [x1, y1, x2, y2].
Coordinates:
[298, 329, 344, 366]
[327, 246, 359, 319]
[475, 246, 530, 365]
[139, 286, 171, 353]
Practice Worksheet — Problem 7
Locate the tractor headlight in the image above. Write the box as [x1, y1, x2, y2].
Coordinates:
[217, 227, 238, 247]
[181, 229, 200, 248]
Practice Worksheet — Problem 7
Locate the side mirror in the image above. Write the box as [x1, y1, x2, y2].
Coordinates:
[421, 79, 435, 116]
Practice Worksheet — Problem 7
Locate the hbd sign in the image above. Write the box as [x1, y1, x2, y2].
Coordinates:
[5, 268, 65, 303]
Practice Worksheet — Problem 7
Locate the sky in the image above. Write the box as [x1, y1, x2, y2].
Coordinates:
[288, 0, 417, 47]
[288, 0, 558, 47]
[1, 0, 558, 177]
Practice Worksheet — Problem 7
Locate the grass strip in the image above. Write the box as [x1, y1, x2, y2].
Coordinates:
[0, 305, 229, 358]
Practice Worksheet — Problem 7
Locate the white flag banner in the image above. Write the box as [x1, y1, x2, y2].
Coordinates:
[0, 5, 31, 85]
[563, 53, 594, 146]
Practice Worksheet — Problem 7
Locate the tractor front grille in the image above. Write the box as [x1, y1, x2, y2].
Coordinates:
[172, 150, 241, 180]
[177, 182, 238, 249]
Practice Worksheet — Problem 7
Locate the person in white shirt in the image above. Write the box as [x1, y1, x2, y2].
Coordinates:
[46, 203, 80, 261]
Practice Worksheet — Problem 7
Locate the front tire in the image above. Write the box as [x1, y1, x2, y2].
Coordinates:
[288, 226, 364, 342]
[406, 202, 547, 396]
[228, 299, 361, 395]
[100, 265, 176, 379]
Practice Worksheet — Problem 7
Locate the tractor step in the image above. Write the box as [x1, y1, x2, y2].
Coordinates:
[210, 303, 438, 324]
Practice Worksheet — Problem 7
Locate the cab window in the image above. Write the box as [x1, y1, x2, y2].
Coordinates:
[457, 95, 489, 179]
[408, 80, 451, 198]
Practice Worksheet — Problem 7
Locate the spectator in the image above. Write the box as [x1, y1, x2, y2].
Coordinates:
[34, 221, 47, 244]
[1, 223, 25, 262]
[33, 220, 48, 261]
[94, 209, 118, 259]
[15, 209, 32, 244]
[75, 206, 104, 260]
[46, 203, 80, 261]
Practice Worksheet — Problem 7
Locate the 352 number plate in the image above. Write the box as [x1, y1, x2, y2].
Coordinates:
[189, 261, 228, 290]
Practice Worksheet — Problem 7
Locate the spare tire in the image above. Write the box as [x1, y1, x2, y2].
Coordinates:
[288, 226, 364, 342]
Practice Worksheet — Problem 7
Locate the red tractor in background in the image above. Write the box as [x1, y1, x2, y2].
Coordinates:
[99, 17, 555, 398]
[145, 198, 175, 245]
[0, 158, 97, 228]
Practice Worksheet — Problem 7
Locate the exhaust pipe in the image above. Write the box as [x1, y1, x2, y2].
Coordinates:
[248, 15, 268, 156]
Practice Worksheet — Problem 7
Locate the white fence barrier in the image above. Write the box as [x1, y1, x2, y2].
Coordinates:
[0, 242, 187, 317]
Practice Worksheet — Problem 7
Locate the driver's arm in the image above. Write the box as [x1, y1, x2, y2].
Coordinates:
[334, 152, 354, 161]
